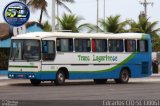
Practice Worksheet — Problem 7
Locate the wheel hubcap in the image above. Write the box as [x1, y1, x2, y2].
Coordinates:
[58, 73, 64, 82]
[122, 71, 129, 81]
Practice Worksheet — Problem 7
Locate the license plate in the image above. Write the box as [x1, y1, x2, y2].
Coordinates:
[18, 74, 24, 78]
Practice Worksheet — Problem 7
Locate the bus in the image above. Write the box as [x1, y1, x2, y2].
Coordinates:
[8, 32, 152, 86]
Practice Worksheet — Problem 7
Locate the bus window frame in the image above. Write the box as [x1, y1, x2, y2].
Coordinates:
[74, 38, 91, 52]
[137, 39, 148, 53]
[42, 40, 56, 61]
[108, 39, 124, 53]
[125, 39, 137, 53]
[91, 39, 108, 52]
[56, 38, 73, 52]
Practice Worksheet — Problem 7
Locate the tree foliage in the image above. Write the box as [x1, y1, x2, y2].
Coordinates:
[27, 0, 75, 24]
[129, 17, 160, 51]
[43, 21, 52, 32]
[86, 15, 128, 33]
[57, 13, 89, 32]
[129, 17, 160, 37]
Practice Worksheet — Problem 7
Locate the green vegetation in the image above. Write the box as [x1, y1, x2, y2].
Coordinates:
[56, 13, 89, 32]
[43, 21, 52, 32]
[129, 17, 160, 36]
[128, 17, 160, 51]
[86, 15, 128, 33]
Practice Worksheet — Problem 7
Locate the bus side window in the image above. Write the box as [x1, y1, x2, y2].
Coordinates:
[42, 40, 55, 60]
[109, 39, 124, 52]
[92, 39, 96, 52]
[92, 39, 107, 52]
[75, 39, 91, 52]
[125, 40, 136, 52]
[56, 38, 73, 52]
[137, 40, 148, 52]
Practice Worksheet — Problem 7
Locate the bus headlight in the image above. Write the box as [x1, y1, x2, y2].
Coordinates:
[9, 74, 14, 78]
[9, 74, 11, 77]
[28, 74, 35, 78]
[29, 75, 32, 78]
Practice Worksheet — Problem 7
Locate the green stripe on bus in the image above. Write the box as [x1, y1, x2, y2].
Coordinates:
[9, 65, 38, 68]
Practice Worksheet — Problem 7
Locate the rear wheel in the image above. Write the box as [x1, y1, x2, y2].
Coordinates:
[115, 69, 130, 84]
[94, 79, 107, 84]
[30, 79, 41, 86]
[55, 71, 65, 85]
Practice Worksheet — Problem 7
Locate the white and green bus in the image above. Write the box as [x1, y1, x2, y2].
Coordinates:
[8, 32, 152, 85]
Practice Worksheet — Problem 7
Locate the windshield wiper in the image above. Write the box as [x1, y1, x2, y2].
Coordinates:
[23, 53, 31, 62]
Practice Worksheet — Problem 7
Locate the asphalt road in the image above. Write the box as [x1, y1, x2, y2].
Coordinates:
[0, 78, 160, 106]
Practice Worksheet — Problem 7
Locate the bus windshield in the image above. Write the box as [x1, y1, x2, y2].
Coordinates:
[10, 40, 40, 61]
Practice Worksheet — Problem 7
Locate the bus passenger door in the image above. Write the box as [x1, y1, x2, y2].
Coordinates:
[41, 40, 56, 79]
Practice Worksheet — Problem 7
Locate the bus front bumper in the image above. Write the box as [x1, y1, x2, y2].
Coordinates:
[8, 71, 56, 80]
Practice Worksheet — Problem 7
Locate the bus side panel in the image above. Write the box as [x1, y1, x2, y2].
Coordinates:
[68, 52, 151, 79]
[130, 53, 152, 78]
[69, 69, 120, 79]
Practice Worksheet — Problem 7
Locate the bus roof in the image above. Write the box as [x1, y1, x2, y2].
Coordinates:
[11, 32, 150, 40]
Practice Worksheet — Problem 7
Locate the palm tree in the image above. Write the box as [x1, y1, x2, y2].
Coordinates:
[28, 0, 48, 24]
[129, 17, 160, 51]
[56, 13, 88, 32]
[129, 17, 160, 37]
[56, 0, 74, 13]
[28, 0, 74, 24]
[56, 0, 75, 29]
[43, 21, 52, 32]
[87, 15, 127, 33]
[99, 15, 127, 33]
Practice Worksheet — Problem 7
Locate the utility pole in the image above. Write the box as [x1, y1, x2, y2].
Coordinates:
[97, 0, 99, 32]
[139, 0, 153, 18]
[57, 3, 60, 30]
[52, 0, 56, 32]
[104, 0, 106, 21]
[104, 0, 106, 32]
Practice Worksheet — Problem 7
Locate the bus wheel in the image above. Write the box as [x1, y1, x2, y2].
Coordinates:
[94, 79, 107, 84]
[30, 79, 41, 86]
[115, 69, 130, 84]
[55, 71, 65, 85]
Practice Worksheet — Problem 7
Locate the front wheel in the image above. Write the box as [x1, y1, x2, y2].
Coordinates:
[115, 69, 130, 84]
[55, 71, 65, 85]
[30, 79, 41, 86]
[94, 79, 107, 84]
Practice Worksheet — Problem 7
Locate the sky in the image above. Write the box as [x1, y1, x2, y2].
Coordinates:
[0, 0, 160, 26]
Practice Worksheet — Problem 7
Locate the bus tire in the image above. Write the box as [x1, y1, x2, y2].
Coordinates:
[94, 79, 107, 84]
[55, 71, 65, 85]
[30, 79, 41, 86]
[115, 68, 130, 84]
